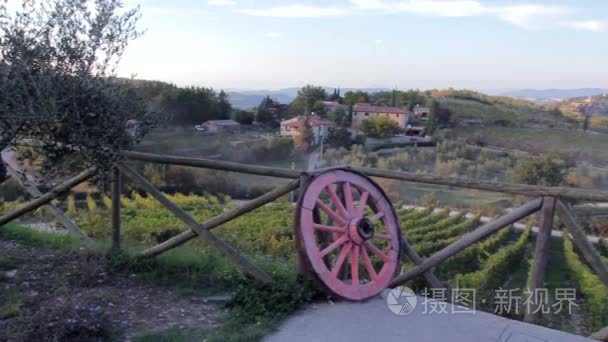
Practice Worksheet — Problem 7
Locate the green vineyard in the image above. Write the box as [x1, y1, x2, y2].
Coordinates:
[1, 192, 607, 335]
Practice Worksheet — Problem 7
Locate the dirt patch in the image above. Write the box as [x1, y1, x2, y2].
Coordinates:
[0, 240, 220, 341]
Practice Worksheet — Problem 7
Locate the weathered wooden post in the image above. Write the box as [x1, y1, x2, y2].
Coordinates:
[556, 200, 608, 287]
[111, 167, 122, 252]
[295, 173, 312, 276]
[524, 196, 556, 323]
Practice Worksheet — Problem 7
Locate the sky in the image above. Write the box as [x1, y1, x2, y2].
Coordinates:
[117, 0, 608, 91]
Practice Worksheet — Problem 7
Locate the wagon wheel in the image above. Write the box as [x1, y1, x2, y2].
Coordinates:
[295, 169, 401, 301]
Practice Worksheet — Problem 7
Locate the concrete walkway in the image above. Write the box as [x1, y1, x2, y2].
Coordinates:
[265, 294, 593, 342]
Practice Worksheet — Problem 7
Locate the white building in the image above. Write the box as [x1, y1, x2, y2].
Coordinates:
[351, 103, 410, 129]
[280, 116, 337, 145]
[201, 120, 240, 133]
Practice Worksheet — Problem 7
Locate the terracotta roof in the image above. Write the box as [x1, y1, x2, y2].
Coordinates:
[353, 103, 407, 115]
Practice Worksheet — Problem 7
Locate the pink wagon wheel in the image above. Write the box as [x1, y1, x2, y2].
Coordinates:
[295, 169, 401, 301]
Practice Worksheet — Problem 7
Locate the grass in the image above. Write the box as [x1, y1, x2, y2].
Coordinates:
[0, 288, 23, 320]
[396, 183, 510, 208]
[448, 126, 608, 166]
[0, 224, 313, 341]
[134, 317, 277, 342]
[0, 223, 82, 250]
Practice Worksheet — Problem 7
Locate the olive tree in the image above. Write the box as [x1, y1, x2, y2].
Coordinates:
[0, 0, 151, 181]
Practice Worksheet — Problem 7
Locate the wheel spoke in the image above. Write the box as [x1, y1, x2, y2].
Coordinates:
[350, 245, 360, 286]
[374, 233, 392, 241]
[364, 241, 389, 263]
[331, 242, 352, 276]
[326, 185, 348, 219]
[316, 199, 347, 226]
[369, 211, 385, 223]
[357, 191, 369, 217]
[313, 223, 346, 234]
[360, 246, 378, 282]
[320, 234, 349, 257]
[342, 182, 355, 215]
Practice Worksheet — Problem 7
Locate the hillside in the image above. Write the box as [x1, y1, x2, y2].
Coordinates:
[501, 88, 608, 102]
[559, 94, 608, 117]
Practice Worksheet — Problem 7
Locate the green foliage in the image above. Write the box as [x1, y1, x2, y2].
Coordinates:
[217, 90, 232, 119]
[427, 100, 439, 135]
[509, 153, 569, 186]
[368, 89, 425, 108]
[227, 276, 317, 320]
[288, 85, 328, 116]
[257, 96, 285, 125]
[401, 208, 450, 230]
[563, 235, 608, 331]
[0, 0, 151, 175]
[413, 235, 461, 256]
[294, 121, 313, 151]
[420, 191, 438, 207]
[454, 225, 531, 291]
[0, 224, 82, 250]
[328, 108, 350, 127]
[163, 86, 229, 126]
[440, 226, 511, 275]
[234, 110, 255, 125]
[343, 90, 370, 105]
[407, 212, 466, 235]
[409, 215, 480, 243]
[361, 116, 402, 138]
[0, 288, 22, 319]
[325, 127, 353, 149]
[583, 115, 590, 131]
[67, 195, 78, 216]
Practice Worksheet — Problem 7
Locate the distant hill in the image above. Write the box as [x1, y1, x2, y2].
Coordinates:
[228, 87, 390, 108]
[558, 94, 608, 117]
[227, 90, 295, 109]
[501, 88, 608, 102]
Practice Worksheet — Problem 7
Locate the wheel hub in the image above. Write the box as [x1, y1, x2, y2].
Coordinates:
[348, 217, 375, 244]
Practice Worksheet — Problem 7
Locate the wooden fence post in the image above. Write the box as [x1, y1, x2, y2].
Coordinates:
[295, 173, 312, 276]
[524, 196, 556, 323]
[111, 167, 122, 252]
[556, 200, 608, 287]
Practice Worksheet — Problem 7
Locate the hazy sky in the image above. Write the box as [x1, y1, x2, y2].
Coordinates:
[117, 0, 608, 91]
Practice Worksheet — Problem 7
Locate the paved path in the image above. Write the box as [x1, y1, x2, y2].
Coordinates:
[265, 294, 593, 342]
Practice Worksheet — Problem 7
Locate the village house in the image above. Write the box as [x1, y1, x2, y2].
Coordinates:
[321, 101, 347, 113]
[413, 105, 430, 121]
[351, 103, 410, 128]
[280, 115, 336, 145]
[201, 119, 240, 133]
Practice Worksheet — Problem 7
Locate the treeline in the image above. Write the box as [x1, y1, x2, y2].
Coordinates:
[126, 80, 233, 126]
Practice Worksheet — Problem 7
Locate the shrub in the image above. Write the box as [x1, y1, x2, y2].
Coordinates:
[563, 235, 608, 331]
[454, 225, 531, 291]
[361, 116, 402, 138]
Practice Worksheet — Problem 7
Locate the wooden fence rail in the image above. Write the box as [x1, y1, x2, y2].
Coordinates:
[0, 167, 97, 227]
[1, 149, 606, 328]
[122, 150, 608, 202]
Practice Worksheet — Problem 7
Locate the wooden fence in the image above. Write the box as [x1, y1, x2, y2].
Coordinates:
[1, 150, 608, 325]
